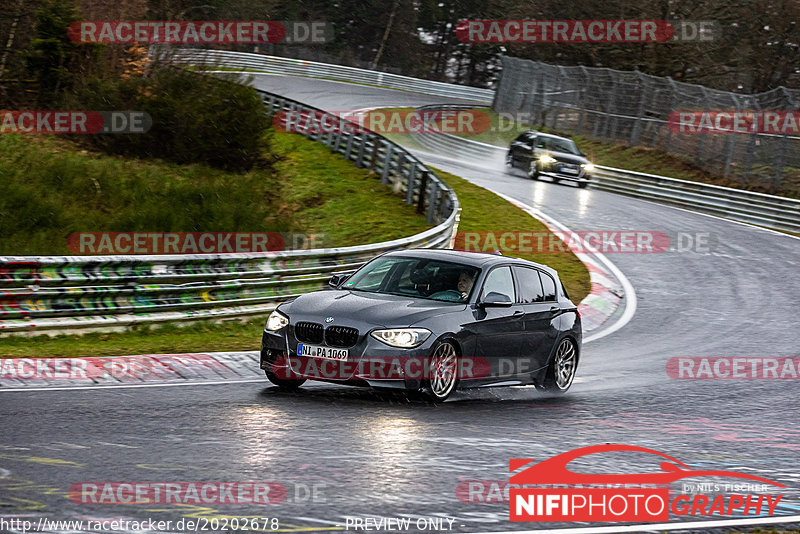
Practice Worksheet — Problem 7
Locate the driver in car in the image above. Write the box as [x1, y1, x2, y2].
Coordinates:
[456, 271, 474, 300]
[429, 270, 474, 302]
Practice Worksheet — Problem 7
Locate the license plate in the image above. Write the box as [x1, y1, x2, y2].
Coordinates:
[297, 343, 348, 360]
[560, 166, 579, 174]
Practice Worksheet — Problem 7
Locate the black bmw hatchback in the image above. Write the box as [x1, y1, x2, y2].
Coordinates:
[506, 130, 594, 187]
[260, 249, 581, 401]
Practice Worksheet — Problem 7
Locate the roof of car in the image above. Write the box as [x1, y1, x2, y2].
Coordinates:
[382, 248, 558, 276]
[524, 130, 573, 142]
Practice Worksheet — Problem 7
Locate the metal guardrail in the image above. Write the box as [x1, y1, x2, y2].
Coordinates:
[168, 48, 495, 104]
[409, 105, 800, 234]
[0, 91, 460, 334]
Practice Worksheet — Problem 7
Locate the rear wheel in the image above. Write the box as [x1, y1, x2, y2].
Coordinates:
[420, 340, 459, 402]
[265, 370, 306, 390]
[537, 338, 578, 393]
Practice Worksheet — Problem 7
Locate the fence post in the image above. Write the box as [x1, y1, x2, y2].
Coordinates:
[722, 92, 740, 177]
[601, 73, 618, 143]
[630, 71, 648, 147]
[663, 77, 679, 153]
[695, 86, 712, 162]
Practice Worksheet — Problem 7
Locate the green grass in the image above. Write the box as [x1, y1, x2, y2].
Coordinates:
[0, 132, 428, 254]
[0, 163, 590, 358]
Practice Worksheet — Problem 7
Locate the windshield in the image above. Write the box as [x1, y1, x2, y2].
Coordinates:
[536, 137, 580, 155]
[343, 256, 480, 303]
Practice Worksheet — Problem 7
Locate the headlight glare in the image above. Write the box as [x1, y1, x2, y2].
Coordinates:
[582, 162, 595, 172]
[266, 310, 289, 331]
[539, 154, 556, 164]
[370, 328, 432, 348]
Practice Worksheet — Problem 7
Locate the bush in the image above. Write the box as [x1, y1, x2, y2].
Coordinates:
[73, 66, 271, 172]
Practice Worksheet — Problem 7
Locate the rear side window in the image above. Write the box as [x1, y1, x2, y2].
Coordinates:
[540, 272, 557, 301]
[514, 266, 544, 303]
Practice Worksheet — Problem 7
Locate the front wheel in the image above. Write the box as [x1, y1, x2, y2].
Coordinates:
[578, 180, 589, 189]
[419, 340, 459, 402]
[528, 162, 540, 180]
[265, 370, 306, 390]
[537, 338, 578, 393]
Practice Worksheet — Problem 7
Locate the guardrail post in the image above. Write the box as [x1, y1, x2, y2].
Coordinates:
[333, 127, 343, 153]
[345, 132, 355, 160]
[381, 143, 394, 184]
[426, 183, 439, 224]
[356, 133, 367, 168]
[416, 171, 429, 214]
[406, 162, 418, 204]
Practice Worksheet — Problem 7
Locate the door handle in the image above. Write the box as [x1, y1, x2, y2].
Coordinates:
[549, 306, 560, 313]
[513, 310, 524, 316]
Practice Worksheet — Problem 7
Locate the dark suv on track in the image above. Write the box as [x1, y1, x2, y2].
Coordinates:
[506, 131, 594, 188]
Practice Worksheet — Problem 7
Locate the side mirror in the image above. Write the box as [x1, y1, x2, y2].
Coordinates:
[579, 152, 587, 157]
[328, 273, 351, 288]
[479, 292, 513, 308]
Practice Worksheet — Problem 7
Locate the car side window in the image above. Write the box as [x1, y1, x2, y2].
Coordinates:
[514, 266, 544, 303]
[479, 266, 515, 302]
[540, 272, 557, 301]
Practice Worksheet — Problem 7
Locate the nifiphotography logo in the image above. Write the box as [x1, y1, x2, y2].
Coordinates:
[509, 444, 785, 522]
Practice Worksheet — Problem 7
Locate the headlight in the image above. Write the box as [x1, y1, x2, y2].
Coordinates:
[266, 310, 289, 331]
[581, 163, 595, 172]
[370, 328, 432, 348]
[539, 154, 556, 164]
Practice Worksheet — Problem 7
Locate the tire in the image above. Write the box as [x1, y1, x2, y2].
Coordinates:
[505, 152, 514, 168]
[265, 370, 306, 390]
[527, 162, 540, 180]
[578, 181, 589, 189]
[419, 340, 459, 402]
[537, 338, 578, 393]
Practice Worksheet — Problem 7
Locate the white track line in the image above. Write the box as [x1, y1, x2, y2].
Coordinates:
[466, 514, 800, 534]
[0, 378, 265, 393]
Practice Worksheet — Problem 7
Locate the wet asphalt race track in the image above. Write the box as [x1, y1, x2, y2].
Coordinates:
[1, 74, 800, 534]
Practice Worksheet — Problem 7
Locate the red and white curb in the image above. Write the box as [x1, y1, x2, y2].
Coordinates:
[0, 352, 262, 391]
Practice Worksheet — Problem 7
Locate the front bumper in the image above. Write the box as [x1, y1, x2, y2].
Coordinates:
[261, 328, 442, 390]
[539, 162, 591, 183]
